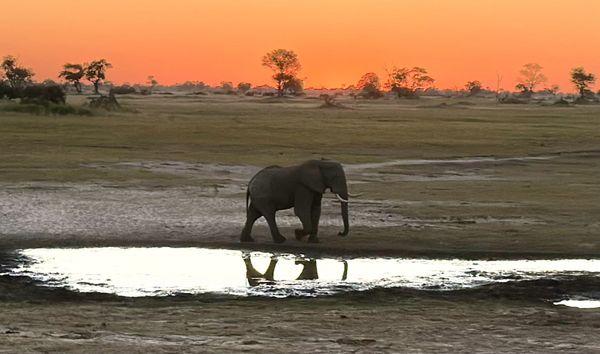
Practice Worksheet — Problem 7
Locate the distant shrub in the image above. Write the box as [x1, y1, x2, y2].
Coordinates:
[111, 85, 137, 95]
[359, 87, 384, 99]
[0, 81, 19, 99]
[262, 92, 276, 97]
[1, 102, 91, 116]
[498, 94, 529, 104]
[319, 94, 348, 109]
[237, 82, 252, 93]
[20, 84, 66, 105]
[88, 91, 120, 110]
[245, 91, 255, 96]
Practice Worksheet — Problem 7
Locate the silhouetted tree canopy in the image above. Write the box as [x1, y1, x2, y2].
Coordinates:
[356, 72, 383, 99]
[59, 63, 85, 93]
[85, 59, 112, 94]
[237, 82, 252, 93]
[1, 56, 34, 90]
[282, 76, 303, 96]
[570, 67, 596, 98]
[516, 63, 547, 95]
[385, 67, 434, 98]
[465, 80, 483, 96]
[262, 49, 301, 96]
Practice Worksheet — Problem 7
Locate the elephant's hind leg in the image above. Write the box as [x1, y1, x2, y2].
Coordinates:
[241, 203, 261, 242]
[263, 209, 286, 244]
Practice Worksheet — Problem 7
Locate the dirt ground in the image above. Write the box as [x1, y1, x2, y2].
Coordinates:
[0, 276, 599, 353]
[1, 149, 598, 258]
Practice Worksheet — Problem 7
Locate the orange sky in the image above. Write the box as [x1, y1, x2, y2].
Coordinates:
[1, 0, 599, 91]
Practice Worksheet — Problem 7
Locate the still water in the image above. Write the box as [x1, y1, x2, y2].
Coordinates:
[4, 248, 600, 305]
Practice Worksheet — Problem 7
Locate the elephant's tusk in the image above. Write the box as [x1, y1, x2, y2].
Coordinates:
[348, 193, 363, 198]
[336, 194, 349, 203]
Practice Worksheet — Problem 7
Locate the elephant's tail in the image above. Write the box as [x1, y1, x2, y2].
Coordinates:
[246, 188, 250, 213]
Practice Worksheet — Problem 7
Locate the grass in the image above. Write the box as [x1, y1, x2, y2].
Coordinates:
[0, 101, 92, 117]
[1, 94, 599, 183]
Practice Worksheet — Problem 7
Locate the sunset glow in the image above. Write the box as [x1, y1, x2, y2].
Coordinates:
[2, 0, 599, 91]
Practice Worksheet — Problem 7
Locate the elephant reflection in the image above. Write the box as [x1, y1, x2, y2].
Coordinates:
[242, 254, 348, 286]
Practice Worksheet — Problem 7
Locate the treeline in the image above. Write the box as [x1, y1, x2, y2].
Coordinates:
[1, 50, 598, 105]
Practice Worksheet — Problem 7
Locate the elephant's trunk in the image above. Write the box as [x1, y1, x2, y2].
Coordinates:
[338, 192, 349, 237]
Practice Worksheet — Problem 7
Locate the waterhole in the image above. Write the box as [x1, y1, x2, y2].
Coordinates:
[2, 247, 599, 307]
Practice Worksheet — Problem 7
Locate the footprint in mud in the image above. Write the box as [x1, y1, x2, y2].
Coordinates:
[335, 338, 377, 346]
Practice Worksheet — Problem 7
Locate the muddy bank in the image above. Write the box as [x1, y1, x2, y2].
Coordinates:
[1, 151, 598, 259]
[1, 274, 599, 353]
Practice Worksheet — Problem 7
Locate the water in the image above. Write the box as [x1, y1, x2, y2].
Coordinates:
[554, 299, 600, 309]
[3, 247, 600, 304]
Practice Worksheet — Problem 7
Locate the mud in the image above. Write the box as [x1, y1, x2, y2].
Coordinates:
[1, 153, 557, 249]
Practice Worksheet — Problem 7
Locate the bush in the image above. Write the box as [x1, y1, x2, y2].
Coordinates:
[0, 102, 92, 116]
[20, 84, 66, 105]
[359, 86, 384, 99]
[88, 93, 120, 110]
[111, 85, 137, 94]
[0, 81, 19, 99]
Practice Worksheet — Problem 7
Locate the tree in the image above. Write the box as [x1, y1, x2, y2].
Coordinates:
[219, 81, 235, 94]
[261, 49, 301, 96]
[85, 59, 112, 94]
[147, 75, 158, 94]
[516, 63, 547, 94]
[1, 56, 34, 89]
[237, 82, 252, 93]
[570, 67, 596, 98]
[356, 72, 383, 99]
[385, 66, 434, 98]
[465, 80, 483, 96]
[59, 63, 85, 93]
[282, 76, 303, 96]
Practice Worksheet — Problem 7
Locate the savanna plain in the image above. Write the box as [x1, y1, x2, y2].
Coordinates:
[1, 94, 599, 352]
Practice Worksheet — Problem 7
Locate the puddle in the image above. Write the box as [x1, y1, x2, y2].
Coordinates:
[3, 248, 600, 301]
[554, 299, 600, 309]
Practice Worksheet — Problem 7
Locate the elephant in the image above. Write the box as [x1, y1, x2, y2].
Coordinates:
[241, 159, 350, 244]
[242, 253, 348, 286]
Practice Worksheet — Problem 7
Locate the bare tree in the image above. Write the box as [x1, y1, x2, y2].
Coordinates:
[495, 73, 503, 102]
[261, 49, 301, 96]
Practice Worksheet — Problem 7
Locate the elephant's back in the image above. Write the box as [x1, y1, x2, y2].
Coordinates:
[248, 165, 281, 197]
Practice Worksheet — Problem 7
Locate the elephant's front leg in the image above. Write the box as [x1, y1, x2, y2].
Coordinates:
[308, 194, 322, 243]
[293, 187, 313, 241]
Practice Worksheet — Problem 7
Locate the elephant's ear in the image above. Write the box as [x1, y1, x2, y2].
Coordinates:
[300, 164, 326, 193]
